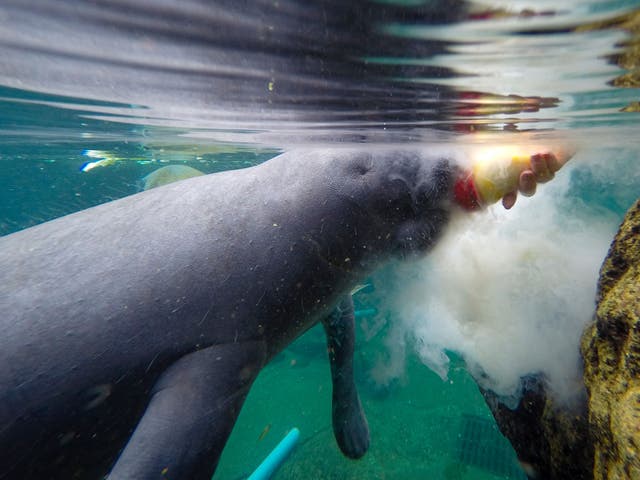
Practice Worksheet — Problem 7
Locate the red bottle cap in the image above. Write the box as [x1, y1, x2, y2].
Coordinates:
[453, 172, 482, 211]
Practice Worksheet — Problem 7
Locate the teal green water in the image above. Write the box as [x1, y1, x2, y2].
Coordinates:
[214, 325, 527, 480]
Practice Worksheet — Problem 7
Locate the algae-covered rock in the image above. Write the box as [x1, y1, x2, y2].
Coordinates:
[581, 199, 640, 480]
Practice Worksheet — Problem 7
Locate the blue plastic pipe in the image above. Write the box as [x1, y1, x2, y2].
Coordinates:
[247, 428, 300, 480]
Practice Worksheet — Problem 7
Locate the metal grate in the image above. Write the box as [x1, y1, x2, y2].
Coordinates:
[456, 414, 527, 479]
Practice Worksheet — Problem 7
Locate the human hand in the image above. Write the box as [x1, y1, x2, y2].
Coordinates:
[453, 147, 573, 211]
[501, 151, 569, 209]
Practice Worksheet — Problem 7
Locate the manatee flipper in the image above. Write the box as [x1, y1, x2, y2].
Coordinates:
[108, 342, 266, 480]
[322, 295, 370, 459]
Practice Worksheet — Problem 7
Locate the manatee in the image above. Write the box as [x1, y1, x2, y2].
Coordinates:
[0, 147, 544, 479]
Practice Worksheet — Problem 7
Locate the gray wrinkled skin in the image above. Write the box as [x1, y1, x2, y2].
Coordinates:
[0, 149, 457, 479]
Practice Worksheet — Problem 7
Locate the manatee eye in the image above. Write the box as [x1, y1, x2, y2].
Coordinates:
[387, 172, 412, 194]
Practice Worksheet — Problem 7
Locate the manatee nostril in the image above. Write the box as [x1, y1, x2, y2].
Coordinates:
[83, 383, 113, 411]
[354, 162, 371, 176]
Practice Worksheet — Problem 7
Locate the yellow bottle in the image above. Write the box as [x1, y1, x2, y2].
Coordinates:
[471, 153, 532, 205]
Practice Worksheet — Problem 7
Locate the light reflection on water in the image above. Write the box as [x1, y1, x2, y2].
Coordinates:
[0, 0, 638, 237]
[0, 0, 638, 149]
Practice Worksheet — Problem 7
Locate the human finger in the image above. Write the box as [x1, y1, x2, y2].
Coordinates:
[530, 153, 554, 183]
[518, 170, 537, 197]
[552, 148, 575, 171]
[502, 191, 517, 209]
[546, 152, 564, 174]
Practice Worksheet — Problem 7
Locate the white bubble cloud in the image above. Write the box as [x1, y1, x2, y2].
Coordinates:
[370, 147, 639, 403]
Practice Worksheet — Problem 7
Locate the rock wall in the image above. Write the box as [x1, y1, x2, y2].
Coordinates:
[481, 375, 592, 480]
[581, 199, 640, 480]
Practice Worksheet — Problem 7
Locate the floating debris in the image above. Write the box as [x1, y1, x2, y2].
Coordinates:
[141, 165, 205, 190]
[258, 423, 272, 441]
[80, 149, 121, 172]
[80, 148, 153, 172]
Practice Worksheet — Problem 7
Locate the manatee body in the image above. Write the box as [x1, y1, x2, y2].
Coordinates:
[0, 149, 456, 479]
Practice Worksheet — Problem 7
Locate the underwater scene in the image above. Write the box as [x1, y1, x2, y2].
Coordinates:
[1, 1, 640, 479]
